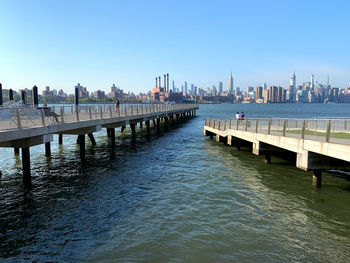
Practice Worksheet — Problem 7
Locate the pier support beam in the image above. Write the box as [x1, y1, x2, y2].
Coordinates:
[312, 170, 322, 187]
[139, 122, 143, 129]
[156, 118, 160, 132]
[107, 128, 111, 138]
[21, 147, 31, 185]
[45, 142, 51, 157]
[14, 148, 19, 155]
[121, 126, 126, 133]
[130, 123, 136, 138]
[78, 134, 85, 159]
[58, 134, 63, 145]
[146, 120, 150, 135]
[264, 153, 271, 164]
[110, 128, 115, 148]
[88, 133, 96, 146]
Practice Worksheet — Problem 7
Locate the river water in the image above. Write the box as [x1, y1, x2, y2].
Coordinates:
[0, 103, 350, 262]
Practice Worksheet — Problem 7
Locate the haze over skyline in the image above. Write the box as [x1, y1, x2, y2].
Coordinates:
[0, 0, 349, 93]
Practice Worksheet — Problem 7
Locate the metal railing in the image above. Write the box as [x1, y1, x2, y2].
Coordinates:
[205, 117, 350, 144]
[0, 104, 198, 131]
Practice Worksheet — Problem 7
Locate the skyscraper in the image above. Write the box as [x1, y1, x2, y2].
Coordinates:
[218, 81, 223, 95]
[228, 72, 233, 94]
[290, 71, 296, 91]
[310, 74, 315, 90]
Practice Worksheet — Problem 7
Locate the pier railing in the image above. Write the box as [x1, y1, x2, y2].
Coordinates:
[0, 104, 197, 131]
[205, 117, 350, 144]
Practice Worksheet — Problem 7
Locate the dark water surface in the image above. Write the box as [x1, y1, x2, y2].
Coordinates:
[0, 104, 350, 262]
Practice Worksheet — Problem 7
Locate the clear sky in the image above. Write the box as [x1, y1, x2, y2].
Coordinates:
[0, 0, 349, 94]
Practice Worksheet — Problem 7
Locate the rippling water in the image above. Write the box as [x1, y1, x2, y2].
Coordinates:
[0, 103, 350, 262]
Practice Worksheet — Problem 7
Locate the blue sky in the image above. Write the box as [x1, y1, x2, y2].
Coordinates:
[0, 0, 349, 94]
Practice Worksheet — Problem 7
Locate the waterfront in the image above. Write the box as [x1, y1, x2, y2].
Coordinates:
[0, 104, 350, 262]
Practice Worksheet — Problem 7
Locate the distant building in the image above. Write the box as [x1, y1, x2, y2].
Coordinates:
[80, 87, 89, 98]
[256, 86, 263, 101]
[93, 90, 105, 100]
[218, 81, 223, 95]
[42, 86, 53, 96]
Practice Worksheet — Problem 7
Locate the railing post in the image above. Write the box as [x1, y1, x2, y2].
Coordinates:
[109, 106, 112, 118]
[76, 106, 80, 122]
[245, 120, 248, 131]
[41, 109, 46, 126]
[345, 119, 347, 130]
[268, 119, 271, 135]
[100, 106, 103, 119]
[283, 120, 287, 136]
[124, 105, 127, 116]
[229, 119, 232, 130]
[301, 120, 306, 139]
[326, 120, 331, 143]
[131, 105, 134, 115]
[236, 119, 239, 130]
[218, 121, 221, 130]
[61, 107, 65, 123]
[136, 105, 139, 115]
[89, 107, 92, 120]
[16, 109, 22, 129]
[224, 120, 227, 130]
[255, 120, 258, 133]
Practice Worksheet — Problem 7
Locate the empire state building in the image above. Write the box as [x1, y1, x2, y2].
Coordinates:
[228, 72, 234, 94]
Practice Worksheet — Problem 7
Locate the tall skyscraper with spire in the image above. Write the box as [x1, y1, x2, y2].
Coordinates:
[290, 71, 296, 89]
[310, 74, 315, 89]
[228, 72, 234, 94]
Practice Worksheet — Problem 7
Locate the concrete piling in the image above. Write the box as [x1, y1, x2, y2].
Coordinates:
[264, 153, 271, 164]
[58, 134, 63, 145]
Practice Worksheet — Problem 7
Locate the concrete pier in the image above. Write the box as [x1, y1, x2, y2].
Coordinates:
[204, 117, 350, 187]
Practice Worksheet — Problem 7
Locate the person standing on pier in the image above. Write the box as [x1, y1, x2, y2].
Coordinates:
[115, 100, 120, 111]
[236, 112, 240, 120]
[240, 112, 245, 120]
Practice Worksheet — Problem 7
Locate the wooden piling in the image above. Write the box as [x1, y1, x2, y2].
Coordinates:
[78, 134, 85, 159]
[312, 170, 322, 187]
[14, 148, 19, 155]
[58, 134, 63, 145]
[88, 133, 96, 145]
[110, 128, 115, 148]
[156, 118, 160, 132]
[264, 153, 271, 164]
[146, 120, 150, 135]
[21, 147, 31, 185]
[45, 142, 51, 157]
[130, 123, 136, 138]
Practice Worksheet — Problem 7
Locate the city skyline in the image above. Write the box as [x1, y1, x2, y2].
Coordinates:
[1, 0, 350, 93]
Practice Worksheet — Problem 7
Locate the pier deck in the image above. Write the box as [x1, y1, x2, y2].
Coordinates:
[0, 104, 198, 184]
